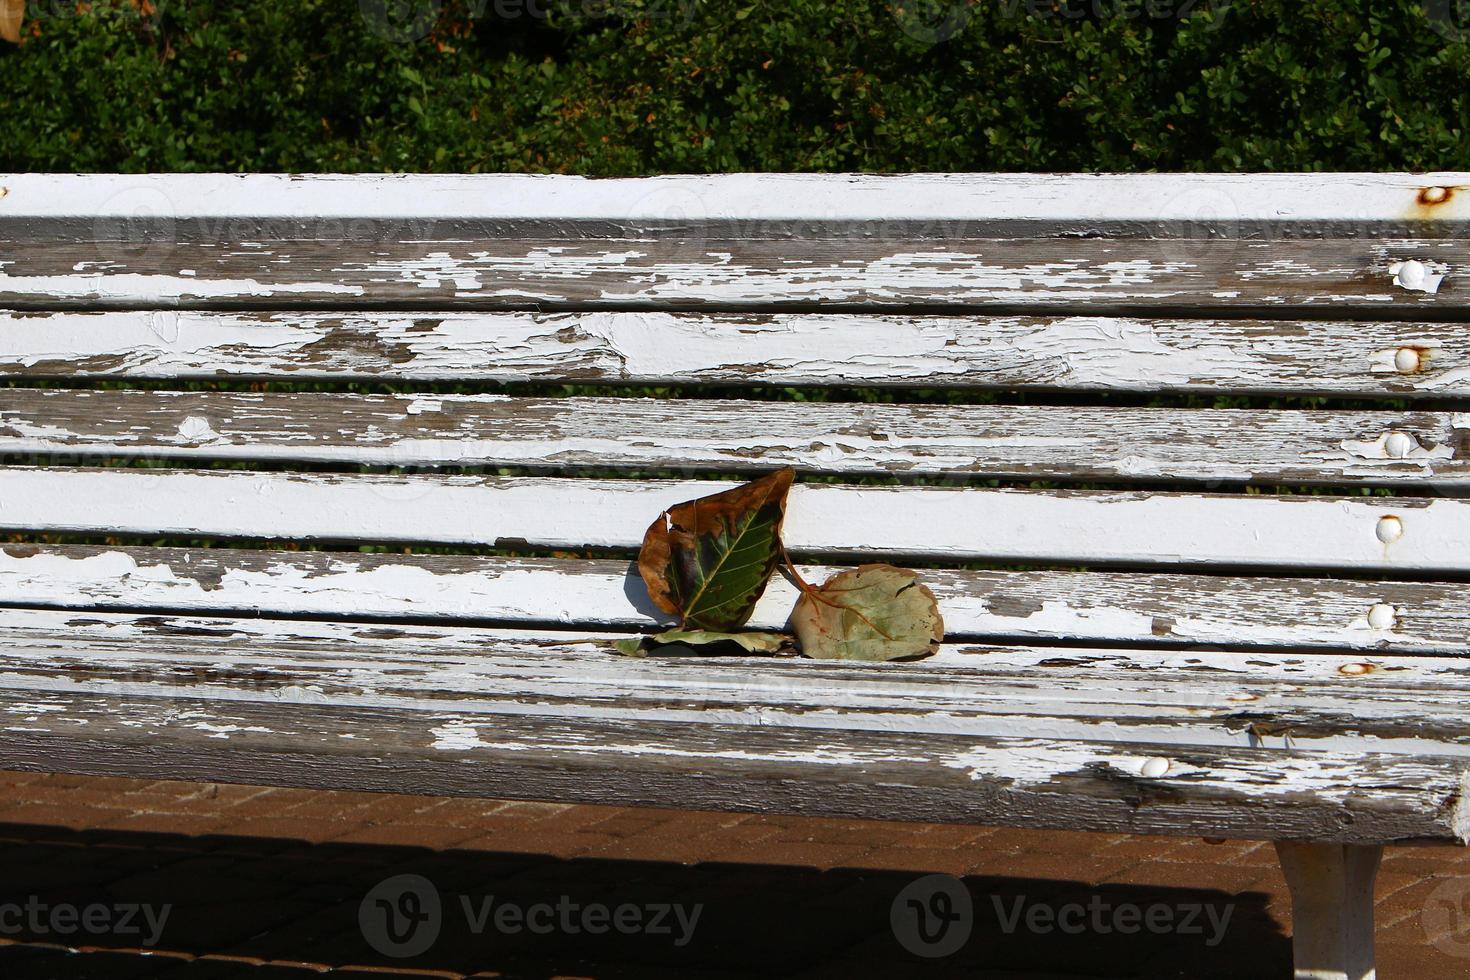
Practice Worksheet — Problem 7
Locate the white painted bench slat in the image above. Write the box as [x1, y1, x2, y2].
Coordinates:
[4, 388, 1466, 486]
[13, 607, 1460, 684]
[8, 610, 1470, 758]
[3, 173, 1464, 226]
[4, 311, 1465, 397]
[2, 544, 1461, 654]
[3, 236, 1464, 311]
[3, 467, 1460, 571]
[1, 174, 1465, 311]
[0, 608, 1464, 844]
[11, 683, 1464, 843]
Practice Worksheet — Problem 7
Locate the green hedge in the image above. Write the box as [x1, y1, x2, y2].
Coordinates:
[2, 0, 1468, 173]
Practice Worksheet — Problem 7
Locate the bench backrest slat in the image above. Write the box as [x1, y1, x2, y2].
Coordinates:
[2, 388, 1465, 487]
[2, 544, 1463, 654]
[3, 467, 1464, 572]
[5, 236, 1465, 311]
[4, 172, 1465, 227]
[2, 311, 1465, 397]
[2, 174, 1467, 312]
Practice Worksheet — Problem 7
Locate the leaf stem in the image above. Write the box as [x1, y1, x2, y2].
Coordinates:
[781, 544, 817, 594]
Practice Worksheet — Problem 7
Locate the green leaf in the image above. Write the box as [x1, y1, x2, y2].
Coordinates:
[612, 630, 792, 658]
[790, 564, 943, 662]
[637, 468, 794, 631]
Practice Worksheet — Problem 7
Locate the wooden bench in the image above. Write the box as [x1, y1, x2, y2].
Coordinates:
[2, 172, 1469, 978]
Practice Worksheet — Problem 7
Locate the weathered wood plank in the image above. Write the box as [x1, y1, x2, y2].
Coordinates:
[3, 236, 1466, 311]
[5, 610, 1470, 758]
[0, 609, 1465, 842]
[1, 468, 1465, 571]
[5, 388, 1467, 486]
[5, 311, 1468, 397]
[23, 604, 1470, 695]
[5, 686, 1464, 842]
[1, 544, 1463, 654]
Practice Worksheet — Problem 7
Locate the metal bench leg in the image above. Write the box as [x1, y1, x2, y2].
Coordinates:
[1275, 842, 1383, 980]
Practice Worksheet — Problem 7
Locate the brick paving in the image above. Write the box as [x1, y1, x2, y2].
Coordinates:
[0, 771, 1465, 977]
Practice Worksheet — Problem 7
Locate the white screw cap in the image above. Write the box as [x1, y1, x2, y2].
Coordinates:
[1367, 603, 1397, 630]
[1398, 260, 1428, 289]
[1376, 516, 1404, 543]
[1394, 348, 1423, 373]
[1384, 432, 1417, 458]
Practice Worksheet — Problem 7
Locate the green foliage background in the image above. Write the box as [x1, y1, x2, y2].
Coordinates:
[1, 0, 1468, 173]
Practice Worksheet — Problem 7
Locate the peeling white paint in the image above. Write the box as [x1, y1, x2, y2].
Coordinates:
[4, 388, 1467, 487]
[0, 272, 365, 302]
[190, 722, 271, 739]
[404, 396, 444, 415]
[431, 721, 488, 751]
[3, 311, 1468, 397]
[175, 416, 222, 444]
[1340, 432, 1454, 464]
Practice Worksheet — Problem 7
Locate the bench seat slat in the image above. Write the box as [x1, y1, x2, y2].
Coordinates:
[14, 608, 1463, 683]
[0, 608, 1464, 843]
[6, 388, 1468, 486]
[4, 237, 1466, 312]
[5, 311, 1467, 397]
[3, 544, 1464, 654]
[5, 467, 1466, 572]
[7, 610, 1470, 757]
[8, 686, 1462, 843]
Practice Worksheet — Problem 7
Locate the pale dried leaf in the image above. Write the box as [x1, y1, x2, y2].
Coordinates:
[790, 564, 943, 661]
